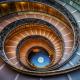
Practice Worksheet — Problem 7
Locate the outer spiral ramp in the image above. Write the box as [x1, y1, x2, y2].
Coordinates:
[0, 0, 80, 80]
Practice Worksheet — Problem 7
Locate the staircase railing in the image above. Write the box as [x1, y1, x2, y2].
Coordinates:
[61, 0, 80, 11]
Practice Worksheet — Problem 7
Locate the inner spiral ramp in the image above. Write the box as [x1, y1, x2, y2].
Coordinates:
[2, 17, 75, 74]
[4, 20, 63, 70]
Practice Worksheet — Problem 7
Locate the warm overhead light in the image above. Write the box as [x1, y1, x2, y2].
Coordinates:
[33, 48, 40, 53]
[1, 3, 7, 7]
[20, 2, 26, 4]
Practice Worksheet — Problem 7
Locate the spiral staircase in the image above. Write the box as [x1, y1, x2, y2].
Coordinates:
[0, 0, 80, 80]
